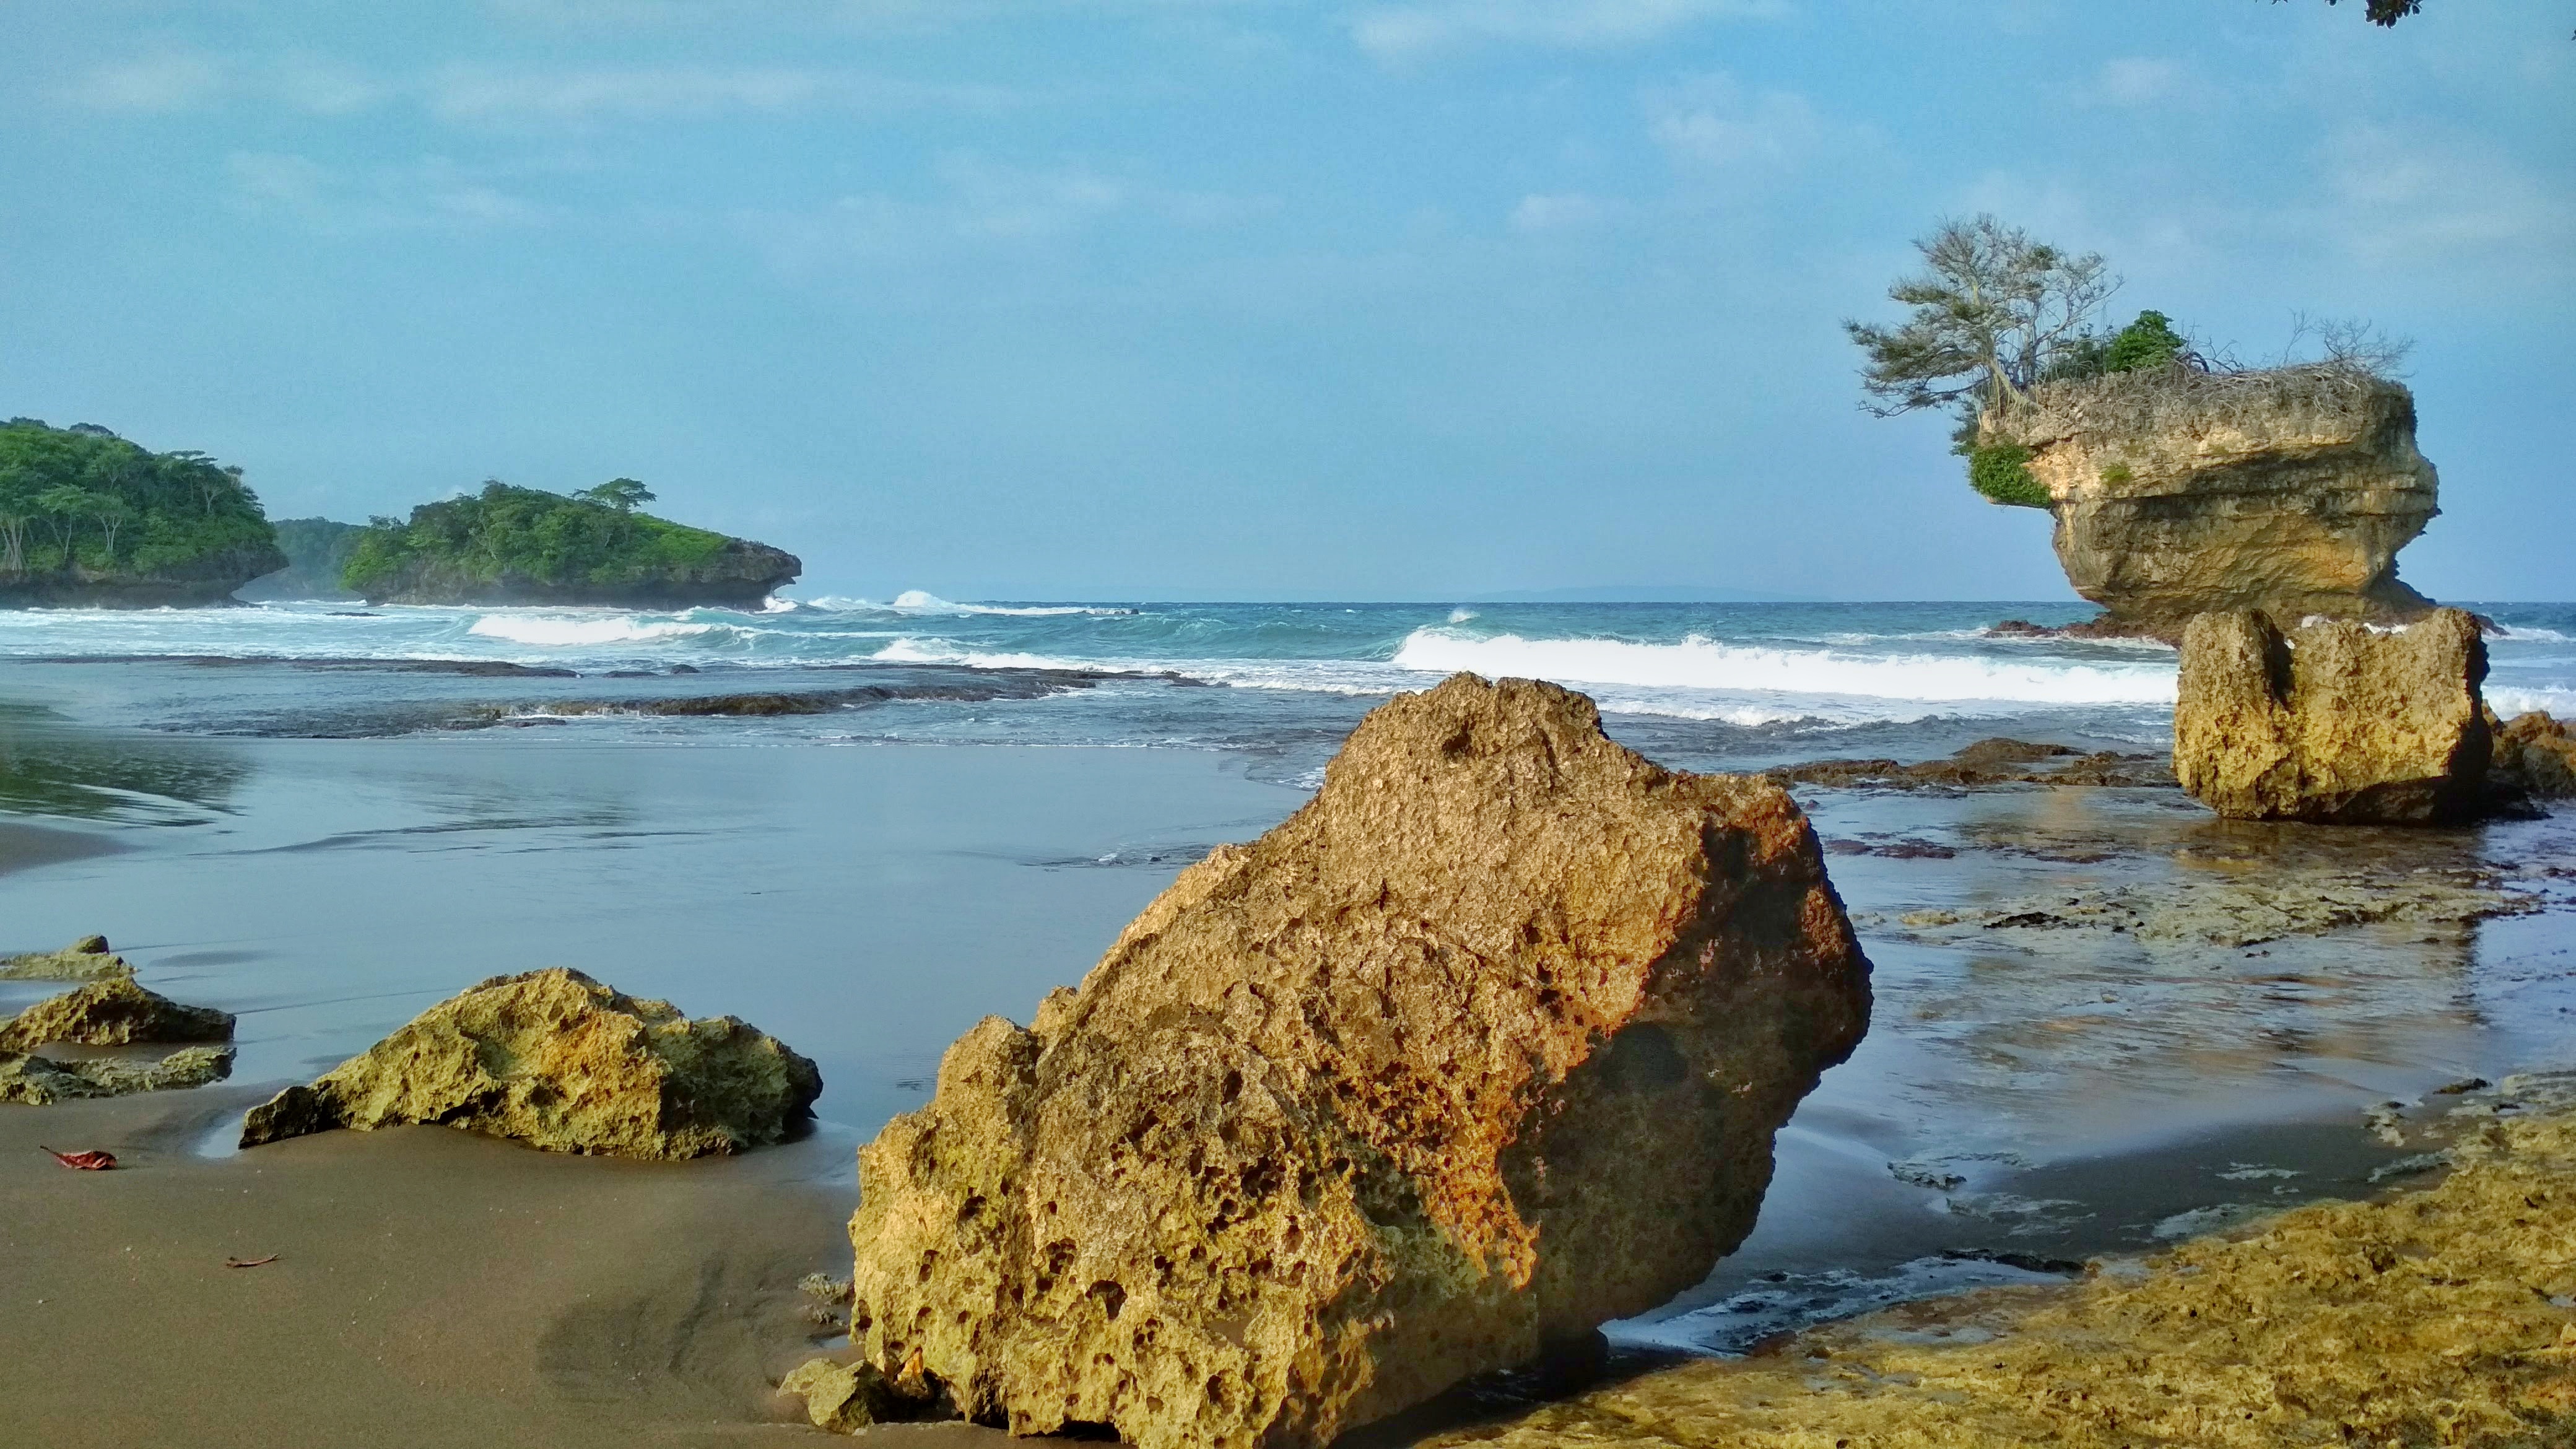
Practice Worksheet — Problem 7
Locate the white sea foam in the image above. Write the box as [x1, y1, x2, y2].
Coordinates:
[2493, 624, 2574, 643]
[1388, 629, 2176, 706]
[2489, 686, 2576, 718]
[466, 614, 718, 647]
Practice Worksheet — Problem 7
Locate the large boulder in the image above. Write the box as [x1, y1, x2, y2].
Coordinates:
[237, 968, 821, 1158]
[0, 975, 233, 1051]
[843, 674, 1873, 1448]
[2175, 609, 2490, 823]
[1992, 364, 2440, 637]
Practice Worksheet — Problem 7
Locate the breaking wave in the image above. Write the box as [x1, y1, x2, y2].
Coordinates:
[466, 614, 721, 648]
[1388, 629, 2177, 706]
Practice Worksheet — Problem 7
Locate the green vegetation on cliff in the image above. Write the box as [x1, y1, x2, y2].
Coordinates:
[0, 420, 281, 595]
[342, 481, 797, 606]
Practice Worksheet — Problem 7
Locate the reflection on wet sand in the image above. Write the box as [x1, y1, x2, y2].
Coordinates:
[0, 704, 252, 823]
[1621, 780, 2576, 1353]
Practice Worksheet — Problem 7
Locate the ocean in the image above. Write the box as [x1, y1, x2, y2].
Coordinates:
[7, 594, 2571, 778]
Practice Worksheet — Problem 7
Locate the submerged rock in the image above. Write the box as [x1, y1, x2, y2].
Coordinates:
[0, 936, 136, 982]
[1419, 1092, 2576, 1447]
[1767, 736, 2173, 791]
[0, 975, 234, 1051]
[843, 674, 1871, 1448]
[2174, 608, 2491, 823]
[237, 967, 821, 1158]
[0, 1045, 235, 1104]
[1991, 364, 2442, 636]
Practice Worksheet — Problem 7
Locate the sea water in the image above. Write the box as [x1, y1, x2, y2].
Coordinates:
[4, 594, 2568, 773]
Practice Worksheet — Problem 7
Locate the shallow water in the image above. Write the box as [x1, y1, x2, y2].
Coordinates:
[2, 598, 2572, 1362]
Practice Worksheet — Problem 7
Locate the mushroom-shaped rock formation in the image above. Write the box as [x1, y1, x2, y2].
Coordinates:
[843, 674, 1873, 1448]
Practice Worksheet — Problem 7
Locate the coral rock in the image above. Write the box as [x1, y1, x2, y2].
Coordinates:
[0, 1045, 234, 1104]
[2175, 608, 2490, 823]
[2492, 710, 2576, 799]
[844, 674, 1871, 1448]
[0, 938, 137, 983]
[1996, 365, 2441, 635]
[0, 976, 234, 1051]
[780, 1359, 903, 1432]
[237, 968, 820, 1158]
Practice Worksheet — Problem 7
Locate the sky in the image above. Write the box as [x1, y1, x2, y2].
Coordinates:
[4, 1, 2570, 603]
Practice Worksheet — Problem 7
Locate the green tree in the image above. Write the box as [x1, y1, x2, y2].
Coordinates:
[32, 485, 94, 568]
[577, 477, 655, 513]
[2291, 0, 2425, 25]
[89, 494, 136, 565]
[1845, 214, 2118, 420]
[2103, 310, 2191, 373]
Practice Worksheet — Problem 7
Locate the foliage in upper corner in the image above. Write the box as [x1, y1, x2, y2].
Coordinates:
[339, 481, 737, 595]
[0, 419, 276, 579]
[1968, 444, 2050, 509]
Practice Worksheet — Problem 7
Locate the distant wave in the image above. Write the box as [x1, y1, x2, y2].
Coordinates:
[467, 614, 718, 647]
[2493, 625, 2574, 643]
[1388, 629, 2177, 705]
[803, 591, 1134, 618]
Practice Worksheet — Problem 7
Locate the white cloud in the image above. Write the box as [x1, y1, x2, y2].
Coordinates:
[1509, 192, 1621, 232]
[1351, 0, 1784, 63]
[2318, 123, 2576, 276]
[743, 154, 1272, 276]
[66, 53, 228, 112]
[1645, 72, 1825, 173]
[2093, 57, 2184, 107]
[224, 152, 549, 231]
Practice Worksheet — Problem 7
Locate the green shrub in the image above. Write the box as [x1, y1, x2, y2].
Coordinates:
[2099, 461, 2135, 485]
[1967, 443, 2050, 508]
[2104, 311, 2188, 373]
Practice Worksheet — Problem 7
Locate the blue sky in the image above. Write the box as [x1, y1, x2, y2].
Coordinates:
[4, 1, 2570, 602]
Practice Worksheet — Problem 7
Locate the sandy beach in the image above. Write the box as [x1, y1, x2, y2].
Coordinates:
[6, 672, 2570, 1442]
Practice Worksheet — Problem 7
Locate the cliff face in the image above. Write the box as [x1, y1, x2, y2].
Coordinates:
[0, 539, 289, 608]
[1990, 365, 2439, 635]
[353, 536, 799, 609]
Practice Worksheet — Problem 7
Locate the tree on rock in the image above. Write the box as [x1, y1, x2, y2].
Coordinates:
[2104, 311, 2191, 373]
[1843, 215, 2117, 419]
[577, 477, 655, 513]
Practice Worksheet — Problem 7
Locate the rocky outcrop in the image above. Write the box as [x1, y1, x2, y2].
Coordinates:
[1417, 1078, 2576, 1448]
[0, 539, 290, 608]
[2175, 609, 2489, 823]
[1991, 365, 2441, 637]
[2492, 710, 2576, 798]
[1766, 736, 2174, 791]
[0, 1045, 235, 1104]
[0, 936, 136, 982]
[842, 674, 1871, 1448]
[0, 976, 234, 1051]
[237, 968, 821, 1158]
[355, 536, 799, 609]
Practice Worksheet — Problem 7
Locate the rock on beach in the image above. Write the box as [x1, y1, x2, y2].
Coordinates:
[0, 975, 234, 1051]
[238, 967, 821, 1158]
[842, 674, 1873, 1448]
[2175, 607, 2491, 824]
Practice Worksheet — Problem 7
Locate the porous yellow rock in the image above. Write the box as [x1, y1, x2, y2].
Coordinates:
[237, 967, 820, 1158]
[845, 674, 1871, 1448]
[1995, 364, 2439, 633]
[779, 1357, 903, 1432]
[1421, 1094, 2576, 1448]
[0, 1045, 235, 1103]
[0, 975, 233, 1051]
[0, 936, 136, 982]
[2175, 607, 2491, 822]
[2494, 710, 2576, 798]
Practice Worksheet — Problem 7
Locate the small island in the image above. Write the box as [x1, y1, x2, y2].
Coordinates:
[342, 479, 801, 608]
[0, 419, 286, 607]
[1847, 217, 2441, 639]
